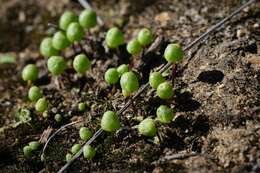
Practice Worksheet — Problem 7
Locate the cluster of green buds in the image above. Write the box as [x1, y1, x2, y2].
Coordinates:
[60, 110, 119, 161]
[41, 9, 97, 57]
[127, 28, 153, 55]
[66, 126, 95, 162]
[21, 9, 98, 117]
[104, 63, 139, 97]
[105, 26, 153, 55]
[137, 105, 175, 137]
[103, 28, 154, 97]
[23, 141, 41, 157]
[103, 32, 184, 138]
[148, 43, 184, 99]
[27, 85, 65, 122]
[27, 85, 49, 114]
[104, 64, 129, 85]
[22, 4, 186, 162]
[39, 9, 97, 77]
[137, 43, 184, 137]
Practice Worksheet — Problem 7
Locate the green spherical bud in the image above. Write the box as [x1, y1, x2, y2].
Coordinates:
[117, 64, 129, 76]
[23, 145, 33, 157]
[52, 31, 70, 50]
[66, 153, 73, 162]
[59, 11, 78, 31]
[47, 56, 66, 76]
[138, 118, 157, 137]
[73, 54, 91, 74]
[156, 82, 173, 99]
[35, 98, 48, 113]
[66, 22, 84, 42]
[28, 86, 43, 102]
[83, 145, 96, 160]
[54, 114, 62, 122]
[105, 27, 124, 49]
[79, 9, 97, 29]
[40, 37, 59, 57]
[156, 105, 174, 123]
[79, 127, 92, 141]
[149, 72, 165, 89]
[42, 110, 49, 118]
[28, 141, 40, 151]
[22, 64, 38, 81]
[101, 111, 120, 132]
[104, 68, 119, 85]
[164, 43, 184, 63]
[120, 71, 139, 93]
[137, 28, 153, 46]
[71, 144, 81, 155]
[127, 39, 142, 55]
[78, 102, 86, 112]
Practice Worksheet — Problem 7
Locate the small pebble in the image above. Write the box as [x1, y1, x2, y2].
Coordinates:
[236, 28, 247, 38]
[253, 23, 259, 28]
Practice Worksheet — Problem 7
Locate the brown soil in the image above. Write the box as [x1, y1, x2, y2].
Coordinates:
[0, 0, 260, 173]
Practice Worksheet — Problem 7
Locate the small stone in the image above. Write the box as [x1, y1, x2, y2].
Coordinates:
[253, 23, 259, 28]
[236, 28, 247, 38]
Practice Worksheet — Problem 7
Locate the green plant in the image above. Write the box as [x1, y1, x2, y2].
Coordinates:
[22, 64, 39, 82]
[28, 141, 40, 151]
[23, 146, 33, 157]
[149, 72, 165, 89]
[28, 86, 43, 102]
[71, 144, 81, 155]
[73, 54, 91, 74]
[47, 56, 66, 76]
[101, 111, 120, 132]
[40, 37, 59, 57]
[104, 68, 119, 85]
[16, 108, 31, 123]
[83, 145, 96, 160]
[59, 11, 78, 31]
[42, 110, 49, 118]
[122, 89, 131, 97]
[127, 39, 142, 55]
[137, 28, 153, 46]
[52, 31, 70, 50]
[0, 54, 16, 64]
[105, 27, 124, 49]
[55, 114, 62, 122]
[156, 82, 173, 99]
[117, 64, 129, 76]
[79, 127, 92, 141]
[156, 105, 174, 123]
[79, 9, 97, 29]
[35, 98, 48, 113]
[66, 22, 84, 42]
[78, 102, 86, 112]
[164, 43, 184, 63]
[66, 153, 73, 162]
[120, 71, 139, 93]
[138, 118, 157, 137]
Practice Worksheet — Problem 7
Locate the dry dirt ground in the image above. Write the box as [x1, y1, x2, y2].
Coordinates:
[0, 0, 260, 173]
